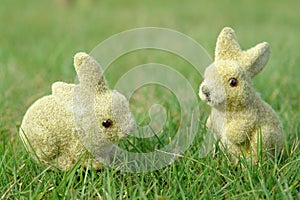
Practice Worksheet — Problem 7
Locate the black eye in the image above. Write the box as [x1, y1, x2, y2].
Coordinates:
[102, 119, 113, 128]
[229, 78, 238, 87]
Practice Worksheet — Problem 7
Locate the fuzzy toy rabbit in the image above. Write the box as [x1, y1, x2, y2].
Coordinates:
[199, 27, 284, 163]
[20, 52, 136, 171]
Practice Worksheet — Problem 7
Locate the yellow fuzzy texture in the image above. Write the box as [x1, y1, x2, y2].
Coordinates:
[199, 27, 284, 163]
[20, 52, 136, 171]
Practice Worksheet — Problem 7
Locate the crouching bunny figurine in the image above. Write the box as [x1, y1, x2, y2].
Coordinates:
[199, 27, 284, 163]
[20, 52, 136, 171]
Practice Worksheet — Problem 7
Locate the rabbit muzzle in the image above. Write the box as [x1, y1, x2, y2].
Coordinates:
[200, 84, 211, 102]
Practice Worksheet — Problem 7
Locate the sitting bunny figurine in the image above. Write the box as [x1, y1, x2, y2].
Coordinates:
[20, 52, 136, 171]
[199, 27, 284, 163]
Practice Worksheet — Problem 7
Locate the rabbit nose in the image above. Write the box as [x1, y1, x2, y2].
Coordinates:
[201, 85, 210, 97]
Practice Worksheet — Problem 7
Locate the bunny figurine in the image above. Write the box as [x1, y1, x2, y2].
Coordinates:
[20, 52, 136, 171]
[199, 27, 284, 163]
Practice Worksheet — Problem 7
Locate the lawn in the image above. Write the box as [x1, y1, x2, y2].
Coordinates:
[0, 0, 299, 199]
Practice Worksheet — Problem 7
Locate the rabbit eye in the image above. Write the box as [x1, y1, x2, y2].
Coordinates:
[102, 119, 113, 128]
[229, 78, 238, 87]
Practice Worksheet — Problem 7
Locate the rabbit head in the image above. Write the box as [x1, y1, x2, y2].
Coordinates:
[72, 52, 136, 144]
[199, 27, 270, 110]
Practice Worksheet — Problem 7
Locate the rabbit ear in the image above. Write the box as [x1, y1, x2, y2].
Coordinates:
[52, 82, 74, 112]
[244, 42, 270, 78]
[215, 27, 270, 78]
[215, 27, 241, 61]
[74, 52, 109, 93]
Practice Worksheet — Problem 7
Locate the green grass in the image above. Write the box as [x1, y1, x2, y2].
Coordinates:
[1, 0, 300, 199]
